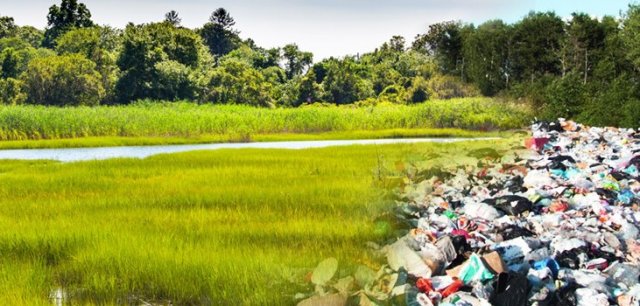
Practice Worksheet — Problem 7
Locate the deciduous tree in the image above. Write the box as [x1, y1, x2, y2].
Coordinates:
[116, 22, 211, 102]
[21, 54, 104, 106]
[16, 26, 44, 48]
[622, 4, 640, 71]
[463, 20, 511, 95]
[56, 26, 121, 102]
[0, 16, 17, 39]
[412, 21, 465, 74]
[510, 12, 564, 83]
[282, 44, 312, 79]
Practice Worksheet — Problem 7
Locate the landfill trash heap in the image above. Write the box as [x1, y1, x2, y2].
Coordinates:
[383, 119, 640, 306]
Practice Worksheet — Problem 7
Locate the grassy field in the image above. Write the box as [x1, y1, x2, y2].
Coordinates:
[0, 139, 516, 305]
[0, 98, 529, 146]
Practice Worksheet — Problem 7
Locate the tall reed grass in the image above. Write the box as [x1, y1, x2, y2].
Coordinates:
[0, 98, 529, 141]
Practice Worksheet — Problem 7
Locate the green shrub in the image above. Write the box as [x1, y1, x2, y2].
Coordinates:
[0, 78, 25, 105]
[405, 77, 432, 103]
[378, 84, 406, 104]
[154, 60, 196, 101]
[20, 53, 104, 106]
[542, 72, 586, 119]
[579, 74, 639, 127]
[506, 75, 554, 110]
[197, 59, 274, 107]
[428, 74, 479, 99]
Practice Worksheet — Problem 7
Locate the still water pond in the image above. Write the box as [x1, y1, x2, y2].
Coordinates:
[0, 138, 496, 162]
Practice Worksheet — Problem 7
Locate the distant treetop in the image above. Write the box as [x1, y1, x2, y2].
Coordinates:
[210, 8, 236, 29]
[164, 10, 181, 27]
[44, 0, 94, 47]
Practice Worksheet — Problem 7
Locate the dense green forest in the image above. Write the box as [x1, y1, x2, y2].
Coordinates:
[0, 0, 639, 126]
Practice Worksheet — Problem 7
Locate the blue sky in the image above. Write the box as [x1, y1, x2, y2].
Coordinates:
[1, 0, 634, 60]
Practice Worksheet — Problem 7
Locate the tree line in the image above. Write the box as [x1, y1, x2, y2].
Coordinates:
[0, 0, 638, 126]
[417, 9, 640, 127]
[0, 1, 470, 108]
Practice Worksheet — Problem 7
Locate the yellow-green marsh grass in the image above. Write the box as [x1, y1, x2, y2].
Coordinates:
[0, 139, 518, 304]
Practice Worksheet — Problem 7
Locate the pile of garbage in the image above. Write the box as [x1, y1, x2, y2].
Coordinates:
[298, 119, 640, 306]
[387, 119, 640, 306]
